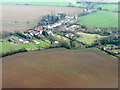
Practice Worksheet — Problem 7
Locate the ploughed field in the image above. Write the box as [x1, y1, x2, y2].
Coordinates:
[1, 5, 82, 33]
[2, 48, 118, 88]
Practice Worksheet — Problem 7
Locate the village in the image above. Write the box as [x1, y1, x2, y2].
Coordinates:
[8, 15, 78, 45]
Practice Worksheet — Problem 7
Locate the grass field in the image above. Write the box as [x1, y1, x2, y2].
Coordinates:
[76, 32, 106, 45]
[54, 34, 70, 41]
[78, 11, 118, 28]
[94, 4, 118, 11]
[1, 38, 50, 54]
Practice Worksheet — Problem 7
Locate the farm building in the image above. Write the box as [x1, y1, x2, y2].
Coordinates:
[54, 41, 59, 44]
[65, 33, 74, 38]
[32, 41, 40, 44]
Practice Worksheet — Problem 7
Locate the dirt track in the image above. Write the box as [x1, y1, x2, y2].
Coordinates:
[2, 49, 118, 88]
[1, 5, 82, 33]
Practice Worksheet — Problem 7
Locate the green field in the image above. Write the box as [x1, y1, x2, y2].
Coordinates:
[1, 38, 51, 54]
[78, 11, 118, 28]
[94, 4, 118, 11]
[101, 0, 119, 2]
[76, 32, 106, 45]
[1, 2, 68, 6]
[54, 34, 70, 41]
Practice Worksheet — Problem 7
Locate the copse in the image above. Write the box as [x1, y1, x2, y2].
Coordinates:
[58, 40, 71, 49]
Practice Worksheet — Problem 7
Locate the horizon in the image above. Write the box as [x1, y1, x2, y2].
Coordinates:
[1, 0, 120, 2]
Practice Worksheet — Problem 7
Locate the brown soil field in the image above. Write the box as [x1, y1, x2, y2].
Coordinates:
[2, 48, 118, 88]
[1, 5, 82, 33]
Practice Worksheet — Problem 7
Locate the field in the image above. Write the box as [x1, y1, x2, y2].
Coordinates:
[54, 34, 70, 41]
[1, 0, 119, 3]
[1, 5, 82, 33]
[0, 37, 51, 54]
[1, 2, 68, 6]
[78, 11, 118, 28]
[2, 48, 118, 88]
[76, 32, 106, 45]
[94, 4, 118, 11]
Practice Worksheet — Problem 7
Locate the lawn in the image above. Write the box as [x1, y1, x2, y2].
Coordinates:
[32, 38, 51, 47]
[94, 4, 118, 11]
[78, 11, 118, 28]
[1, 38, 51, 54]
[76, 32, 106, 45]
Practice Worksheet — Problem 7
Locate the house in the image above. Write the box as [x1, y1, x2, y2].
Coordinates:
[45, 40, 50, 43]
[19, 39, 29, 44]
[23, 41, 29, 44]
[39, 30, 43, 34]
[30, 33, 34, 36]
[52, 22, 62, 28]
[54, 41, 59, 44]
[36, 26, 43, 31]
[46, 30, 54, 36]
[70, 25, 79, 28]
[32, 40, 40, 44]
[65, 33, 74, 38]
[47, 25, 53, 29]
[19, 39, 24, 42]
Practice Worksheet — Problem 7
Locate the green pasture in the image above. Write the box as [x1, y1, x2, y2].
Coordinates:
[76, 32, 106, 45]
[54, 34, 70, 41]
[94, 4, 118, 11]
[78, 11, 118, 28]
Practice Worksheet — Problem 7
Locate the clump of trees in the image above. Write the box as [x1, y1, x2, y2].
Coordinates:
[96, 35, 119, 45]
[16, 31, 30, 39]
[42, 31, 49, 37]
[78, 12, 90, 17]
[57, 40, 71, 49]
[37, 13, 66, 26]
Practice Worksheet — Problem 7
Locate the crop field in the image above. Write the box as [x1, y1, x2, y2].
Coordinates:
[78, 11, 118, 28]
[94, 4, 118, 11]
[76, 32, 106, 45]
[1, 5, 82, 33]
[2, 48, 118, 88]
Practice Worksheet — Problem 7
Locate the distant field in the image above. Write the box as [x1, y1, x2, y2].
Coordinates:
[1, 0, 119, 3]
[76, 32, 106, 45]
[1, 5, 82, 33]
[1, 2, 68, 6]
[94, 4, 118, 11]
[2, 48, 118, 88]
[101, 0, 119, 2]
[78, 11, 118, 28]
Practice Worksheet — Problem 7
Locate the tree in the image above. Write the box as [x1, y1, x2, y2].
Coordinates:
[81, 25, 86, 29]
[58, 40, 71, 49]
[42, 31, 49, 37]
[71, 41, 79, 47]
[97, 7, 102, 10]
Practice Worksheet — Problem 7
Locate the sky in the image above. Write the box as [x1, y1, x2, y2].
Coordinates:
[1, 0, 119, 2]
